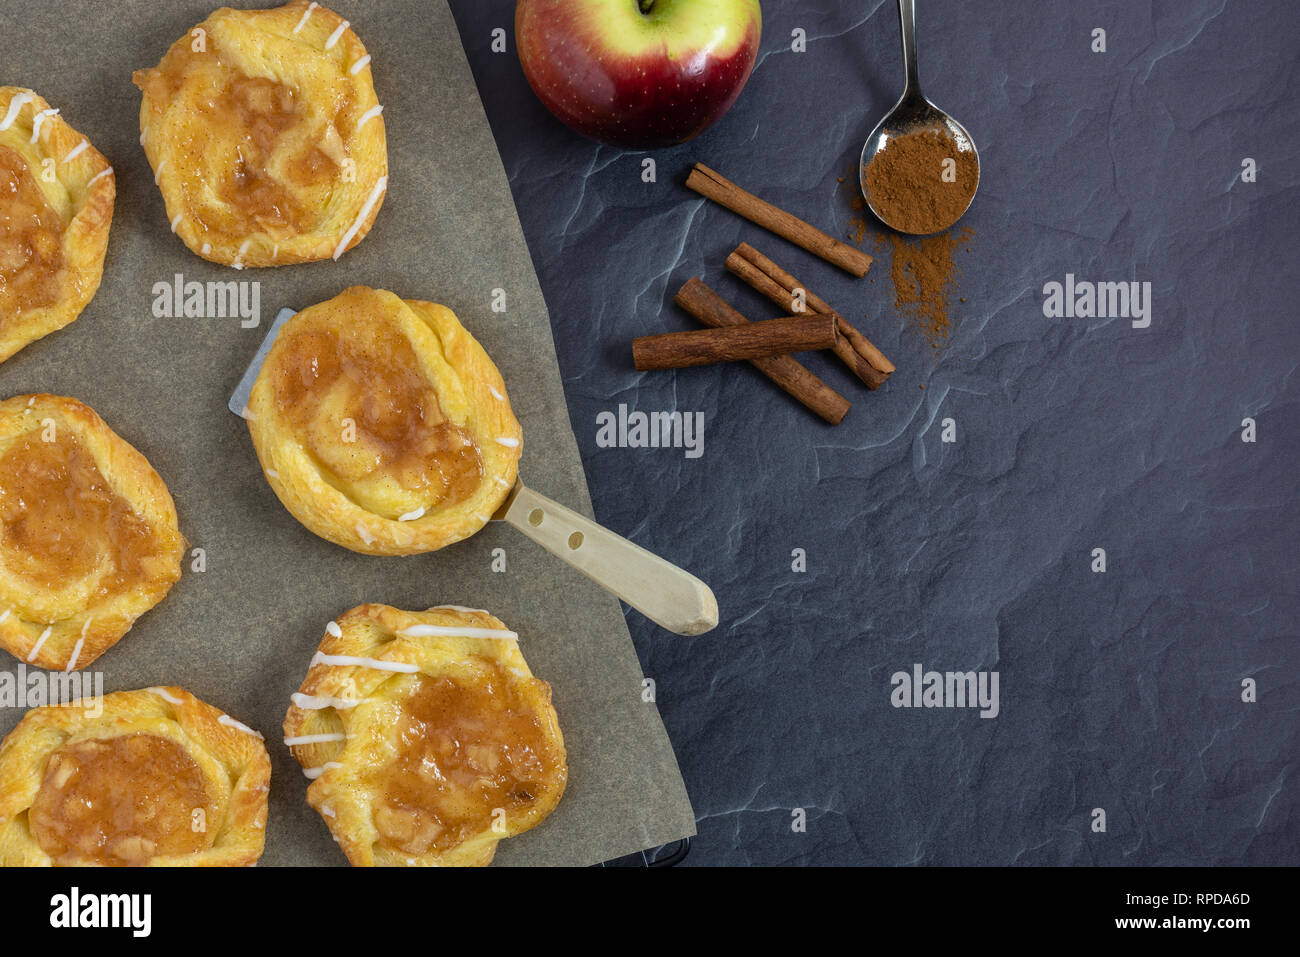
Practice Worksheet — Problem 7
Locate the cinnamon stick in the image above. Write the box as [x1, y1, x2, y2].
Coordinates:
[686, 163, 874, 277]
[673, 278, 850, 425]
[725, 251, 888, 389]
[730, 242, 896, 376]
[633, 314, 837, 370]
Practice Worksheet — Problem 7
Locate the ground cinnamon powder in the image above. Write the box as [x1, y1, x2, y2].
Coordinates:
[877, 228, 972, 350]
[839, 166, 972, 352]
[863, 128, 978, 235]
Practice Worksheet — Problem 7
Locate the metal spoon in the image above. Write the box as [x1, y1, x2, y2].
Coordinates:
[859, 0, 980, 234]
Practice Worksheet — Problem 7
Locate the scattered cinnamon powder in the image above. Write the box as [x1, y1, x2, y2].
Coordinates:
[876, 228, 973, 350]
[837, 164, 973, 352]
[841, 163, 871, 245]
[862, 128, 978, 235]
[847, 200, 868, 244]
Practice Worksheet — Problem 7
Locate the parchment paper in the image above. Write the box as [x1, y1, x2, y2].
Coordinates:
[0, 0, 696, 865]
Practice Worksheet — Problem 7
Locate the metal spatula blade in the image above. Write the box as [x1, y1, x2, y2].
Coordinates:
[229, 307, 296, 418]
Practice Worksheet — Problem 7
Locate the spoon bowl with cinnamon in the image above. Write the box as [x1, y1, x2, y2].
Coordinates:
[860, 0, 980, 235]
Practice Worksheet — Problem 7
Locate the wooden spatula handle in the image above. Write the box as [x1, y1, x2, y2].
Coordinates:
[502, 484, 718, 636]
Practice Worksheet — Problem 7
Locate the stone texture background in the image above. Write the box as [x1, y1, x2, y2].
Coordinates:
[450, 0, 1299, 864]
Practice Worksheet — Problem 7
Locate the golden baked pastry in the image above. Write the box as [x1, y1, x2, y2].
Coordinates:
[0, 395, 184, 671]
[283, 604, 567, 866]
[0, 687, 270, 867]
[0, 87, 114, 363]
[133, 1, 387, 267]
[247, 286, 521, 555]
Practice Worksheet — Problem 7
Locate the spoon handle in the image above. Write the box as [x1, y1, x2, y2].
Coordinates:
[898, 0, 921, 96]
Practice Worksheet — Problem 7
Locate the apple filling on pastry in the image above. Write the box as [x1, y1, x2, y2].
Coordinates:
[283, 604, 567, 867]
[133, 1, 387, 267]
[0, 87, 114, 363]
[246, 286, 521, 555]
[0, 687, 270, 867]
[0, 395, 183, 671]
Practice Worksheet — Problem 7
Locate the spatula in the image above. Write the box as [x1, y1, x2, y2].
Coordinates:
[230, 308, 718, 636]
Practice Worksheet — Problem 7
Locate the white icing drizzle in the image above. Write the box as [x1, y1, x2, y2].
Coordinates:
[63, 139, 89, 163]
[26, 626, 53, 662]
[332, 173, 386, 260]
[489, 386, 505, 400]
[321, 805, 336, 818]
[153, 159, 166, 184]
[219, 714, 263, 738]
[475, 513, 490, 523]
[355, 523, 375, 545]
[325, 20, 349, 49]
[232, 239, 250, 269]
[398, 624, 518, 641]
[87, 167, 112, 187]
[431, 604, 491, 614]
[292, 1, 317, 33]
[349, 54, 371, 75]
[64, 637, 85, 672]
[495, 437, 520, 447]
[0, 92, 35, 130]
[148, 687, 184, 705]
[201, 242, 211, 255]
[284, 732, 345, 746]
[357, 104, 383, 130]
[265, 468, 279, 479]
[325, 620, 343, 638]
[303, 762, 341, 780]
[29, 108, 58, 143]
[80, 618, 93, 637]
[291, 692, 360, 710]
[312, 651, 418, 672]
[495, 477, 511, 488]
[0, 609, 9, 624]
[139, 129, 147, 146]
[170, 213, 182, 233]
[398, 507, 425, 522]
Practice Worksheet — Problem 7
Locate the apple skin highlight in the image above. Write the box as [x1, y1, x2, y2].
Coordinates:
[515, 0, 762, 149]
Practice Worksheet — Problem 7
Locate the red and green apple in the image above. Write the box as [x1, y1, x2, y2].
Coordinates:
[515, 0, 763, 149]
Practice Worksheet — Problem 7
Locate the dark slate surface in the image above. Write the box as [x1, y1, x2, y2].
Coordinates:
[448, 1, 1300, 864]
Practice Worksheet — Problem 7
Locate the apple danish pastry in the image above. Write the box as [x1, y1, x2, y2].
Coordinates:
[283, 604, 567, 866]
[0, 687, 270, 867]
[0, 87, 114, 364]
[133, 1, 387, 267]
[246, 286, 521, 555]
[0, 395, 184, 671]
